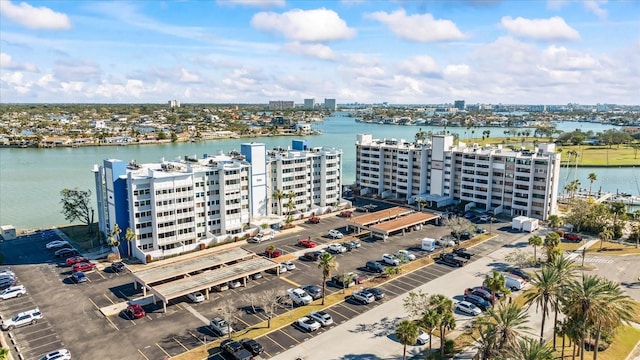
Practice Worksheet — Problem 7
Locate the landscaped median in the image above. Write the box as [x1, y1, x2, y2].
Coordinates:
[172, 232, 498, 360]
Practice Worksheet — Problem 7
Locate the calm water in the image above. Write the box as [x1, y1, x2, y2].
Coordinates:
[0, 115, 634, 230]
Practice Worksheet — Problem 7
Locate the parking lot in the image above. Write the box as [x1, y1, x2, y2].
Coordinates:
[0, 205, 522, 360]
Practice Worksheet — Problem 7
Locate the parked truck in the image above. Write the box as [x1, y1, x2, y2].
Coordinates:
[452, 247, 475, 260]
[438, 253, 468, 267]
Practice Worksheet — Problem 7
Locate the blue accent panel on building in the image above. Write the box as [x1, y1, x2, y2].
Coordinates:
[292, 140, 308, 151]
[240, 144, 252, 163]
[105, 159, 131, 257]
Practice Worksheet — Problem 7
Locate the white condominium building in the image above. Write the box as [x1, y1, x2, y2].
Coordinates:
[355, 134, 561, 220]
[93, 140, 342, 263]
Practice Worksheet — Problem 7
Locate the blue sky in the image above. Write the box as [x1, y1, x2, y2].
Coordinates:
[1, 0, 638, 104]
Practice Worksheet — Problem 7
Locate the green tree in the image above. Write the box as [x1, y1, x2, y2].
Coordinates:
[60, 188, 94, 232]
[317, 252, 338, 305]
[547, 256, 576, 347]
[506, 337, 554, 360]
[524, 266, 561, 343]
[157, 130, 167, 140]
[587, 173, 597, 198]
[108, 223, 122, 259]
[430, 294, 456, 356]
[395, 319, 419, 360]
[528, 235, 543, 262]
[543, 232, 561, 262]
[547, 214, 563, 229]
[125, 227, 136, 258]
[419, 308, 440, 358]
[597, 229, 613, 251]
[271, 188, 284, 215]
[491, 302, 531, 351]
[484, 270, 508, 304]
[591, 280, 634, 360]
[285, 191, 295, 215]
[609, 201, 627, 235]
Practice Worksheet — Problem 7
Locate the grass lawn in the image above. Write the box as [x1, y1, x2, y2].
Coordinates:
[586, 240, 640, 256]
[551, 324, 640, 360]
[59, 223, 100, 251]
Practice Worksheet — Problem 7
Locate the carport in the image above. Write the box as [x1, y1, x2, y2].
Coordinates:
[349, 207, 413, 228]
[131, 247, 280, 312]
[368, 212, 440, 240]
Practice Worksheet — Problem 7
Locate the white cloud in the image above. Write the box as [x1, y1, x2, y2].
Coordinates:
[397, 55, 440, 76]
[251, 8, 356, 42]
[179, 68, 201, 83]
[0, 53, 38, 72]
[282, 42, 337, 60]
[218, 0, 285, 7]
[365, 9, 465, 42]
[0, 1, 71, 30]
[542, 46, 600, 70]
[53, 60, 101, 82]
[501, 16, 580, 41]
[443, 64, 471, 77]
[37, 74, 55, 87]
[584, 0, 608, 20]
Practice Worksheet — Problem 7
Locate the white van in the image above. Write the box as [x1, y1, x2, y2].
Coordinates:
[421, 238, 436, 252]
[505, 275, 524, 291]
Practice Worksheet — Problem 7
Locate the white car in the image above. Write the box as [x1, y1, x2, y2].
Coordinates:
[279, 264, 288, 273]
[417, 329, 430, 345]
[282, 261, 296, 271]
[381, 253, 400, 266]
[227, 279, 242, 289]
[479, 214, 492, 222]
[309, 310, 333, 326]
[45, 240, 69, 249]
[456, 301, 482, 316]
[187, 292, 205, 303]
[39, 349, 71, 360]
[0, 268, 14, 277]
[0, 285, 26, 300]
[327, 243, 346, 254]
[1, 308, 43, 330]
[327, 230, 344, 239]
[210, 317, 233, 335]
[296, 316, 321, 332]
[394, 249, 416, 261]
[286, 288, 313, 305]
[352, 290, 375, 304]
[249, 230, 275, 243]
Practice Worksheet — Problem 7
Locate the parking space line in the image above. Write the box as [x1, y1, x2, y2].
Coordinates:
[156, 343, 171, 357]
[23, 338, 62, 354]
[189, 331, 205, 345]
[263, 350, 272, 358]
[137, 349, 150, 360]
[278, 276, 301, 288]
[95, 270, 106, 280]
[173, 337, 189, 351]
[103, 293, 115, 304]
[280, 329, 302, 344]
[234, 315, 252, 328]
[335, 303, 361, 315]
[264, 334, 288, 351]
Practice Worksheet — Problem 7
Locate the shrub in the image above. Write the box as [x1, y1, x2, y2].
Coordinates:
[444, 339, 456, 355]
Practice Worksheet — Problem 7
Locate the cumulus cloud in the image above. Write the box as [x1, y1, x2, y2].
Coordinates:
[218, 0, 285, 7]
[53, 60, 101, 82]
[179, 68, 201, 83]
[365, 9, 465, 42]
[542, 46, 600, 70]
[501, 16, 580, 41]
[0, 53, 38, 72]
[443, 64, 471, 77]
[397, 55, 440, 76]
[583, 0, 608, 20]
[251, 8, 356, 42]
[0, 1, 71, 30]
[282, 42, 337, 60]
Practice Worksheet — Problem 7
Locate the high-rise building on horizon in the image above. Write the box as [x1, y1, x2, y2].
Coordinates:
[304, 98, 315, 110]
[269, 100, 295, 110]
[168, 99, 180, 108]
[454, 100, 465, 110]
[324, 98, 337, 111]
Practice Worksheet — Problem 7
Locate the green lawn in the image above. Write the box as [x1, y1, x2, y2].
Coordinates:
[551, 325, 640, 360]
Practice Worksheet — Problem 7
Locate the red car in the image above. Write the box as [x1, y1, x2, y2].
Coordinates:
[564, 233, 582, 242]
[307, 216, 321, 224]
[264, 248, 282, 258]
[340, 211, 354, 218]
[66, 256, 89, 266]
[72, 262, 96, 272]
[298, 239, 317, 248]
[125, 304, 146, 319]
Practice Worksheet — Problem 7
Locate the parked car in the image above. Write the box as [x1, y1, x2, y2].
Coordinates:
[72, 262, 96, 272]
[228, 279, 242, 289]
[342, 241, 357, 251]
[381, 253, 400, 266]
[39, 349, 71, 360]
[248, 230, 275, 243]
[307, 216, 321, 224]
[0, 285, 26, 300]
[240, 338, 264, 356]
[279, 264, 288, 273]
[298, 239, 317, 248]
[1, 308, 43, 330]
[365, 260, 386, 273]
[327, 229, 344, 239]
[221, 339, 253, 360]
[340, 210, 354, 218]
[309, 310, 333, 326]
[479, 214, 492, 222]
[66, 256, 89, 266]
[187, 292, 205, 303]
[474, 225, 487, 234]
[110, 261, 126, 273]
[54, 248, 78, 258]
[264, 247, 282, 258]
[417, 329, 431, 345]
[210, 317, 233, 336]
[331, 274, 355, 288]
[564, 232, 582, 242]
[249, 272, 263, 280]
[347, 272, 365, 284]
[282, 261, 296, 271]
[302, 251, 323, 261]
[438, 253, 468, 267]
[45, 240, 69, 250]
[507, 267, 531, 281]
[394, 249, 416, 261]
[125, 304, 146, 319]
[464, 294, 491, 311]
[0, 268, 14, 277]
[452, 248, 475, 259]
[0, 276, 16, 290]
[464, 288, 496, 304]
[362, 287, 385, 300]
[348, 240, 361, 248]
[302, 285, 323, 300]
[352, 290, 375, 304]
[328, 243, 347, 254]
[71, 271, 87, 284]
[455, 301, 482, 316]
[213, 283, 229, 292]
[296, 316, 321, 332]
[286, 288, 313, 306]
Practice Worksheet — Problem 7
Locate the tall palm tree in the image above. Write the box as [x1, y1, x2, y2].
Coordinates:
[547, 256, 576, 347]
[419, 308, 440, 358]
[271, 188, 284, 215]
[587, 173, 597, 198]
[609, 201, 626, 234]
[125, 227, 136, 258]
[395, 319, 419, 360]
[591, 279, 634, 360]
[473, 319, 499, 360]
[524, 266, 561, 343]
[489, 302, 531, 351]
[429, 294, 456, 356]
[543, 232, 561, 262]
[506, 337, 554, 360]
[597, 229, 613, 251]
[317, 252, 338, 305]
[285, 191, 295, 215]
[484, 271, 508, 304]
[547, 214, 563, 230]
[528, 235, 543, 263]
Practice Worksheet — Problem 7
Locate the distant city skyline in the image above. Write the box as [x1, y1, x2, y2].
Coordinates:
[0, 0, 638, 104]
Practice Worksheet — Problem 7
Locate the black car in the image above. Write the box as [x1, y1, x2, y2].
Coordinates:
[240, 338, 263, 356]
[302, 251, 323, 261]
[365, 260, 385, 273]
[54, 248, 79, 258]
[464, 294, 491, 311]
[362, 287, 385, 300]
[302, 285, 323, 300]
[110, 262, 126, 273]
[221, 339, 253, 360]
[341, 241, 356, 251]
[460, 231, 472, 240]
[507, 268, 531, 281]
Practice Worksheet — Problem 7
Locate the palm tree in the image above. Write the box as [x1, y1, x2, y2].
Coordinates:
[591, 279, 634, 360]
[543, 232, 561, 262]
[587, 173, 597, 198]
[489, 302, 531, 351]
[547, 214, 563, 230]
[395, 319, 419, 360]
[528, 235, 543, 263]
[597, 229, 613, 251]
[317, 252, 338, 305]
[473, 318, 499, 360]
[484, 270, 508, 304]
[124, 227, 136, 258]
[524, 266, 561, 343]
[506, 337, 554, 360]
[419, 308, 440, 358]
[108, 223, 122, 258]
[547, 256, 576, 347]
[429, 294, 456, 356]
[609, 201, 626, 234]
[271, 188, 284, 215]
